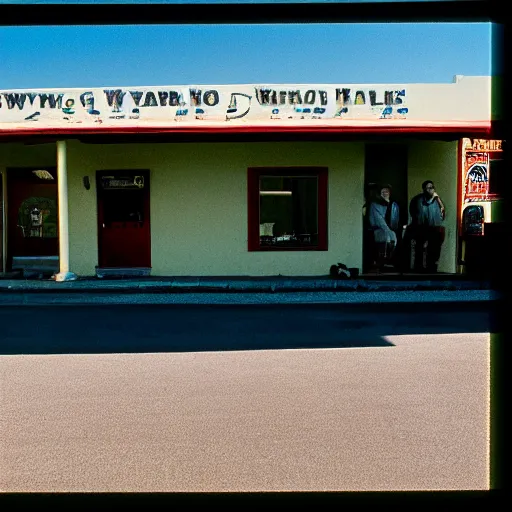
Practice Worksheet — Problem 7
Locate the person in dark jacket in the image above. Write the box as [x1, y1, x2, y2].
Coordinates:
[408, 180, 446, 273]
[368, 184, 401, 271]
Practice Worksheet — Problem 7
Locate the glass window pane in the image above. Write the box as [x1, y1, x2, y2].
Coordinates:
[259, 176, 318, 247]
[17, 196, 58, 238]
[103, 190, 145, 223]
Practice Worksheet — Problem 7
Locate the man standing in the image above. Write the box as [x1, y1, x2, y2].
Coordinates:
[409, 180, 446, 273]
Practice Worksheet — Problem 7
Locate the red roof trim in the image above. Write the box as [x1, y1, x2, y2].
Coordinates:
[0, 124, 492, 139]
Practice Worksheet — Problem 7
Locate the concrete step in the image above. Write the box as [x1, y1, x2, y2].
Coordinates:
[96, 267, 152, 278]
[11, 256, 59, 278]
[12, 255, 59, 270]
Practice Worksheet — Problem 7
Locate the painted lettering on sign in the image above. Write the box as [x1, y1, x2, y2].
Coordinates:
[2, 92, 65, 110]
[254, 87, 330, 120]
[0, 84, 411, 125]
[470, 139, 502, 151]
[255, 88, 328, 106]
[334, 88, 408, 119]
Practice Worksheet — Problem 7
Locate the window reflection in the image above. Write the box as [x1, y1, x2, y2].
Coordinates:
[17, 197, 57, 238]
[259, 176, 318, 247]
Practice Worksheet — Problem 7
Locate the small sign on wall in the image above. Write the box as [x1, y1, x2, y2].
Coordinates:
[101, 176, 144, 189]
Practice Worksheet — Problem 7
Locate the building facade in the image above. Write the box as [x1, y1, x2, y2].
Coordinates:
[0, 76, 495, 279]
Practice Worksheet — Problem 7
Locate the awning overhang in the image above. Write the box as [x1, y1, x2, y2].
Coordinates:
[0, 120, 494, 144]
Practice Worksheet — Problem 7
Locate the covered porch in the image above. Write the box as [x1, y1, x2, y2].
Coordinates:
[0, 132, 487, 281]
[0, 77, 494, 280]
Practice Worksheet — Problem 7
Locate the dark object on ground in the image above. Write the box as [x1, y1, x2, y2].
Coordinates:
[330, 263, 358, 279]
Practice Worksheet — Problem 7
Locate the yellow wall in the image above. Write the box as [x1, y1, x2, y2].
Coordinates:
[407, 140, 459, 273]
[66, 140, 365, 276]
[0, 139, 458, 276]
[0, 143, 56, 168]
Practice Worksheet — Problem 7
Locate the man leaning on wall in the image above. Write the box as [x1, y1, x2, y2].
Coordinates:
[408, 180, 446, 273]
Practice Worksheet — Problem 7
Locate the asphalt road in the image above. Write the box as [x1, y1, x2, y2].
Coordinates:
[0, 301, 499, 354]
[0, 303, 495, 492]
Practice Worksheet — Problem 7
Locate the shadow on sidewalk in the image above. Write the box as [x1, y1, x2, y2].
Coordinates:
[0, 302, 499, 355]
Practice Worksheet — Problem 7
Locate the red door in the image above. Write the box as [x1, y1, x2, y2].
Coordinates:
[97, 170, 151, 268]
[7, 168, 59, 269]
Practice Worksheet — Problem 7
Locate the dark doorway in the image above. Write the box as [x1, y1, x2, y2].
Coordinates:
[0, 172, 3, 272]
[363, 144, 408, 273]
[97, 170, 151, 268]
[6, 167, 59, 270]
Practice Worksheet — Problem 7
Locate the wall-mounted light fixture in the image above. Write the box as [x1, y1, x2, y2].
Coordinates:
[83, 176, 91, 190]
[32, 170, 54, 180]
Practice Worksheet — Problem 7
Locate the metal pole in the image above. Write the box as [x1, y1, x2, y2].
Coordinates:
[55, 140, 77, 281]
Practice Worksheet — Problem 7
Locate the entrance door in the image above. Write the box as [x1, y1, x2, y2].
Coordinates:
[363, 144, 408, 272]
[7, 168, 59, 269]
[97, 170, 151, 268]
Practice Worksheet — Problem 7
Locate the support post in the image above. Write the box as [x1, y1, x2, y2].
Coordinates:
[55, 140, 77, 282]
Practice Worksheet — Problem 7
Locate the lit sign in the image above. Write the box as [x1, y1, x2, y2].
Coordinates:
[468, 139, 502, 151]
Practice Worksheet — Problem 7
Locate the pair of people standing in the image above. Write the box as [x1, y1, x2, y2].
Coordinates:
[367, 180, 445, 273]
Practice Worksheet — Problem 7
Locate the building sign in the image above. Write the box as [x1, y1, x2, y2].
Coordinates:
[101, 175, 145, 189]
[461, 138, 490, 204]
[0, 78, 493, 131]
[460, 138, 505, 207]
[459, 137, 505, 234]
[464, 155, 489, 201]
[467, 139, 502, 151]
[0, 84, 413, 127]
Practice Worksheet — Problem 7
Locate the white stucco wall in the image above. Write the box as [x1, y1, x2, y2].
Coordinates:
[405, 76, 491, 122]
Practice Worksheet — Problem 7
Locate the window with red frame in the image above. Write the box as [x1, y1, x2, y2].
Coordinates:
[247, 167, 328, 251]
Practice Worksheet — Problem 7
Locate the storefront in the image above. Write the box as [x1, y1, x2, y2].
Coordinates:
[0, 76, 494, 279]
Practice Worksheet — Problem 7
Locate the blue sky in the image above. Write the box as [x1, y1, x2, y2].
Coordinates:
[0, 22, 493, 89]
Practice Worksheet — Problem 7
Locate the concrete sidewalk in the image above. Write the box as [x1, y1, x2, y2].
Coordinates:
[0, 274, 494, 294]
[0, 275, 501, 305]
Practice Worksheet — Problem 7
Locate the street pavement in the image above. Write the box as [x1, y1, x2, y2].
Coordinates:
[0, 303, 494, 491]
[0, 289, 500, 306]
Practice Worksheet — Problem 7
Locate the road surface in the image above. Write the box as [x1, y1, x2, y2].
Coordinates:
[0, 303, 495, 491]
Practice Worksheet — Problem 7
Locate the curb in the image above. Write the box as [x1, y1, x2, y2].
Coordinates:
[0, 279, 493, 294]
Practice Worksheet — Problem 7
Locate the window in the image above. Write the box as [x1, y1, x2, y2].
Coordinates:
[18, 197, 58, 238]
[248, 167, 328, 251]
[103, 190, 145, 224]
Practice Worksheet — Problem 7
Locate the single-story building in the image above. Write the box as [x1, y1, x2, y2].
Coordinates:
[0, 75, 498, 279]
